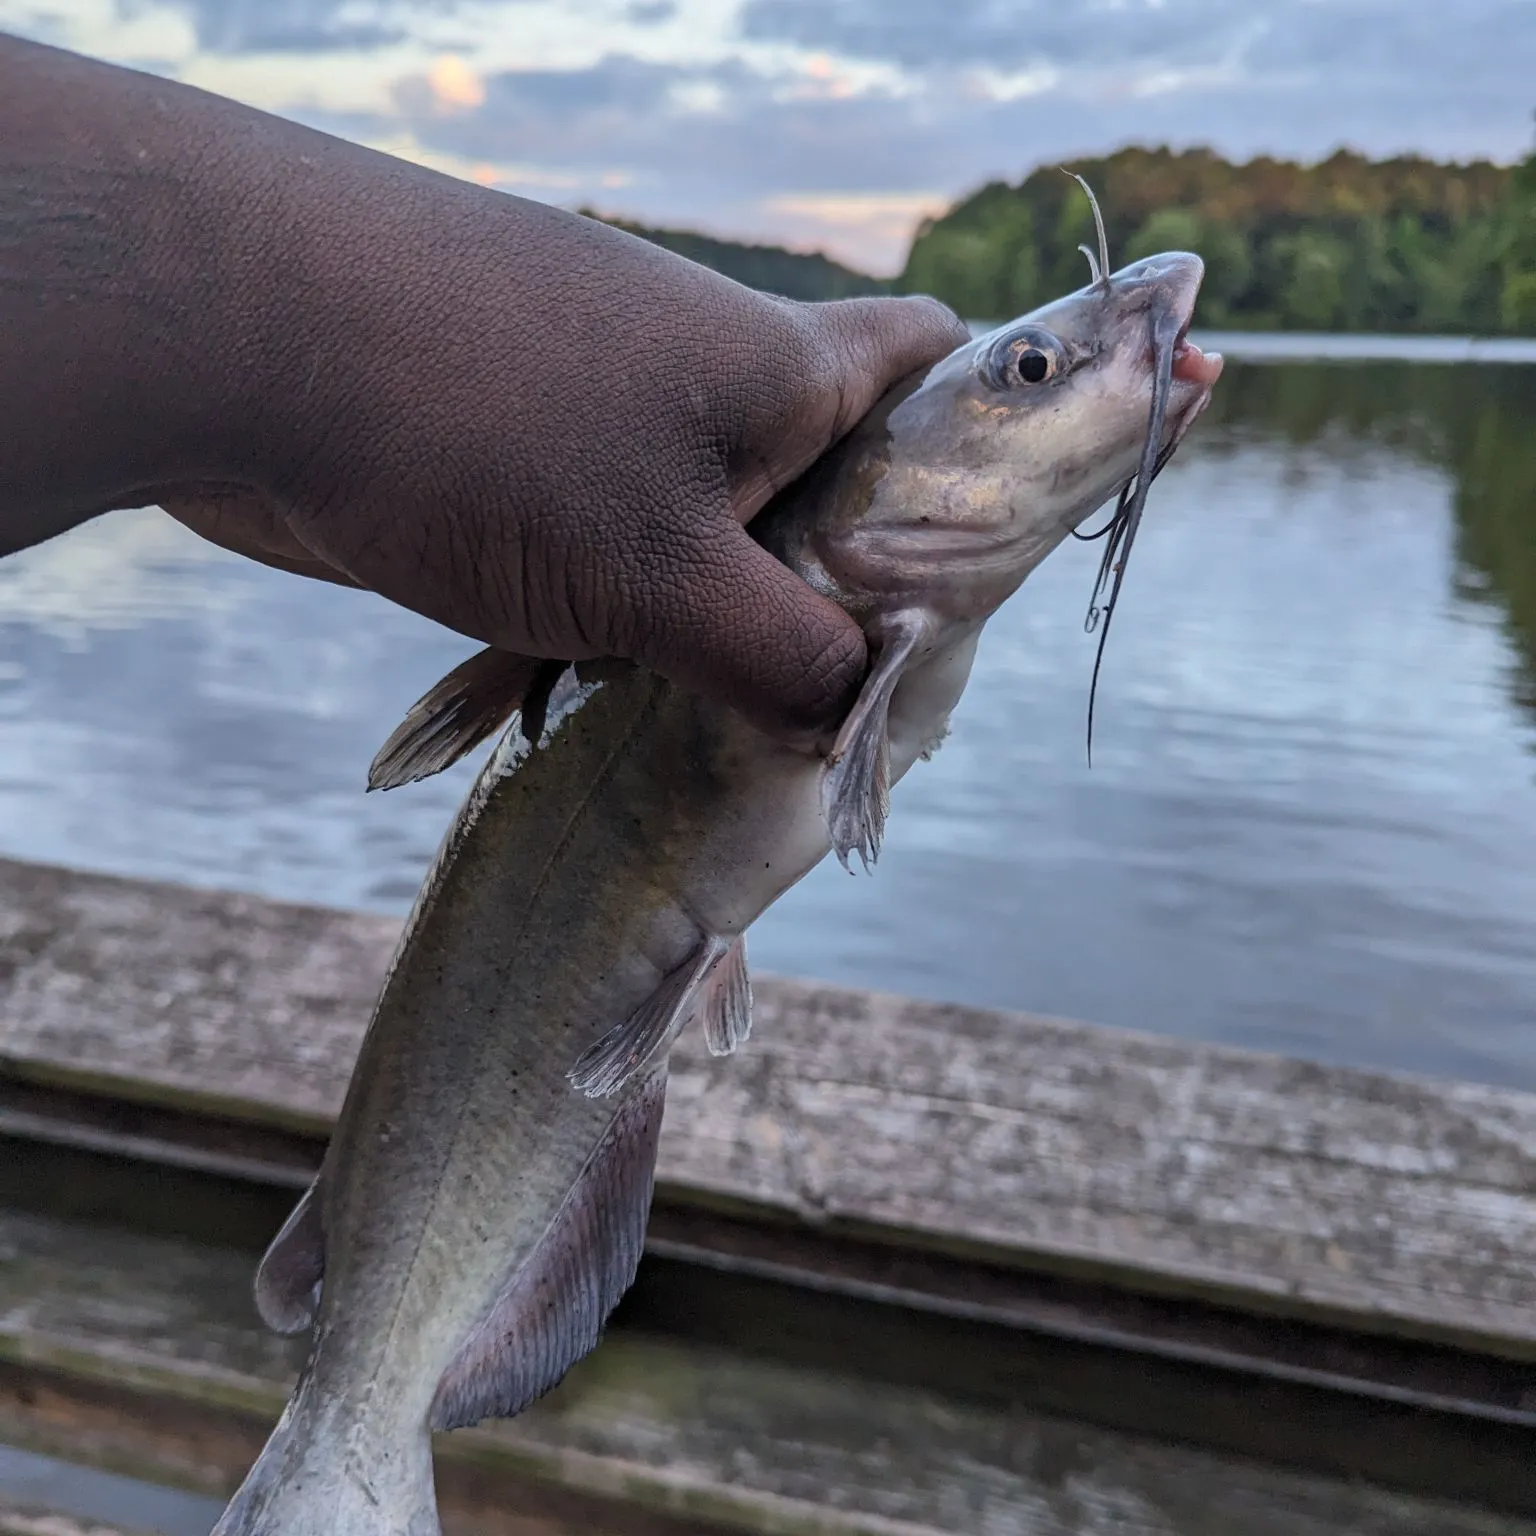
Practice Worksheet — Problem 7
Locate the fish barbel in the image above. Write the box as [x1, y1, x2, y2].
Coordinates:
[214, 242, 1223, 1535]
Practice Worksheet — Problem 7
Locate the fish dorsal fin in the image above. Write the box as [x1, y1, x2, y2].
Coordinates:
[431, 1069, 666, 1429]
[253, 1176, 325, 1334]
[367, 648, 569, 791]
[568, 934, 731, 1099]
[700, 934, 751, 1057]
[821, 609, 931, 872]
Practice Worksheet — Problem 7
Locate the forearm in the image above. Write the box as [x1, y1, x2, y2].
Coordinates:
[0, 32, 668, 564]
[0, 33, 299, 555]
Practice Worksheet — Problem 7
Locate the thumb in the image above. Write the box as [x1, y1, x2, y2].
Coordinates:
[623, 515, 867, 742]
[809, 293, 971, 445]
[731, 294, 969, 521]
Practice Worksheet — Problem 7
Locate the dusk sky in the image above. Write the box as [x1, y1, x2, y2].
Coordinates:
[7, 0, 1535, 271]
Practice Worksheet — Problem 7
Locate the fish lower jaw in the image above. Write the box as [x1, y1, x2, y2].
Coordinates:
[839, 536, 1062, 628]
[1172, 336, 1224, 387]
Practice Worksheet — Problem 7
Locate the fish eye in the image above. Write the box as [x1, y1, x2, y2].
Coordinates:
[980, 328, 1067, 392]
[1016, 348, 1052, 384]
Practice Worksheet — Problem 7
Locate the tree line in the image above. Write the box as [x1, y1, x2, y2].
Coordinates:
[586, 142, 1536, 333]
[578, 209, 885, 302]
[895, 145, 1536, 333]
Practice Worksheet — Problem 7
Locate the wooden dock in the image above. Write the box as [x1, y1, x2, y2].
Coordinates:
[2, 854, 1536, 1533]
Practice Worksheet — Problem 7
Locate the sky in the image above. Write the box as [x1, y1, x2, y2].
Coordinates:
[5, 0, 1535, 272]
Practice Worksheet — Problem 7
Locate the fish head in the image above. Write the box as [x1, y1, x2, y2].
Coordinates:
[805, 250, 1224, 622]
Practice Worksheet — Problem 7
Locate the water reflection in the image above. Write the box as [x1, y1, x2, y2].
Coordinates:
[2, 359, 1536, 1088]
[1448, 373, 1536, 714]
[1204, 362, 1536, 716]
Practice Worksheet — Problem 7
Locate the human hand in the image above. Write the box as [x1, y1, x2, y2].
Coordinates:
[1, 34, 967, 740]
[161, 191, 966, 738]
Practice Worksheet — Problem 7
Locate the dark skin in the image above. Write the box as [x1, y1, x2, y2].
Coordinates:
[0, 33, 969, 743]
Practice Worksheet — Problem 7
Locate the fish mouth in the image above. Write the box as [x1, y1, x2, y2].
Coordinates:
[1172, 329, 1224, 388]
[1166, 288, 1224, 389]
[1157, 317, 1221, 455]
[1109, 251, 1224, 393]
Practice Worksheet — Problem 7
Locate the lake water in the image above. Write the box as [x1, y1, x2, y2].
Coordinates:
[3, 351, 1536, 1089]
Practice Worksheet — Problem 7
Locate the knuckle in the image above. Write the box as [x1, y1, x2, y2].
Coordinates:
[773, 600, 867, 733]
[908, 293, 973, 355]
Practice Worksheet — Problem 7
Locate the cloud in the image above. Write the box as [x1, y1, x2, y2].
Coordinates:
[8, 0, 1533, 270]
[423, 51, 485, 108]
[147, 0, 410, 53]
[393, 51, 691, 158]
[739, 0, 1241, 73]
[384, 4, 1532, 265]
[732, 0, 1536, 167]
[739, 0, 1536, 103]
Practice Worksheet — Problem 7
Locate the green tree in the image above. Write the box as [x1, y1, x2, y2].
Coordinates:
[1125, 208, 1252, 325]
[1499, 152, 1536, 334]
[898, 184, 1038, 321]
[576, 210, 886, 302]
[1505, 273, 1536, 331]
[1337, 217, 1412, 330]
[1439, 217, 1506, 333]
[1272, 229, 1351, 330]
[896, 144, 1526, 335]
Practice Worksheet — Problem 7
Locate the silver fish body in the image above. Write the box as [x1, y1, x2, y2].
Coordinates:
[214, 248, 1223, 1535]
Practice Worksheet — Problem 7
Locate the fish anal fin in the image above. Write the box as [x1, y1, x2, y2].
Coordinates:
[821, 609, 931, 872]
[368, 647, 551, 792]
[430, 1069, 666, 1429]
[568, 934, 729, 1099]
[253, 1177, 325, 1335]
[700, 934, 751, 1057]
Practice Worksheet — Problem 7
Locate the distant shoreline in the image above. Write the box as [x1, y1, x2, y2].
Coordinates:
[1192, 332, 1536, 364]
[962, 324, 1536, 364]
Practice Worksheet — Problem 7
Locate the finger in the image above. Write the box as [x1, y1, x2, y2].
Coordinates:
[623, 517, 867, 742]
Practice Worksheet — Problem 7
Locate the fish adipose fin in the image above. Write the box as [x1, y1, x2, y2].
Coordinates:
[700, 934, 751, 1057]
[368, 648, 569, 791]
[822, 609, 931, 872]
[431, 1068, 667, 1429]
[568, 933, 733, 1098]
[253, 1176, 325, 1334]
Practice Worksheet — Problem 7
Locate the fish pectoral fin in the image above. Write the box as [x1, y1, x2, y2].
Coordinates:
[700, 934, 752, 1057]
[431, 1069, 666, 1430]
[253, 1176, 325, 1335]
[367, 648, 569, 791]
[821, 608, 932, 872]
[568, 935, 730, 1099]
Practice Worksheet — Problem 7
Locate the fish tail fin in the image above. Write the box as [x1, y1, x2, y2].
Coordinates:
[212, 1379, 440, 1536]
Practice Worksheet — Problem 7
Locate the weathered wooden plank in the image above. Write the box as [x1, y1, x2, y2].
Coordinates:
[0, 858, 383, 1131]
[0, 1208, 1529, 1536]
[5, 856, 1536, 1355]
